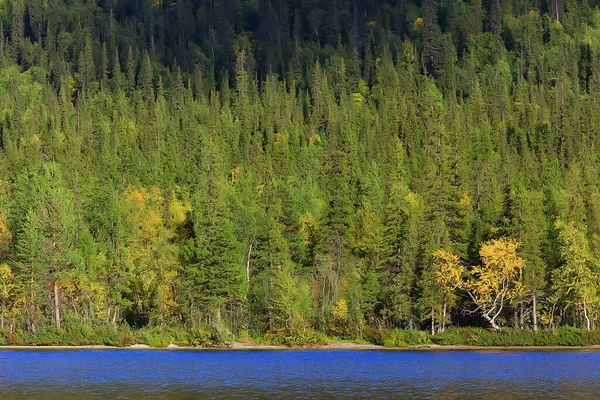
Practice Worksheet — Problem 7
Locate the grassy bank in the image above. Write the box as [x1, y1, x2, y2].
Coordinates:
[0, 325, 226, 348]
[376, 327, 600, 347]
[2, 325, 600, 348]
[429, 327, 600, 347]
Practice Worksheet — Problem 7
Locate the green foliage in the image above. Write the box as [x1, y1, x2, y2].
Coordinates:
[380, 329, 432, 347]
[187, 327, 214, 346]
[0, 0, 599, 346]
[432, 327, 600, 347]
[264, 328, 329, 346]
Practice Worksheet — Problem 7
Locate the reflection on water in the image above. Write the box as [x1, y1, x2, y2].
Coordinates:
[0, 349, 598, 398]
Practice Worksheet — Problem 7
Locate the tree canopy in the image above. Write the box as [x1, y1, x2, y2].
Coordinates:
[0, 0, 599, 340]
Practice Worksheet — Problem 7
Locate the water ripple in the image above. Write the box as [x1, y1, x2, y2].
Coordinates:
[0, 349, 598, 398]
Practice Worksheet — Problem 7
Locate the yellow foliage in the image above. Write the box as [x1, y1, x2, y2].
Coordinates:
[89, 281, 109, 315]
[309, 134, 322, 146]
[538, 312, 553, 328]
[413, 17, 424, 31]
[479, 238, 524, 271]
[402, 41, 416, 63]
[231, 166, 241, 184]
[351, 92, 364, 105]
[0, 212, 12, 253]
[552, 19, 563, 30]
[19, 135, 41, 149]
[460, 192, 471, 207]
[274, 132, 283, 145]
[332, 299, 349, 322]
[469, 238, 524, 304]
[124, 186, 163, 242]
[157, 268, 181, 321]
[125, 185, 150, 207]
[404, 191, 422, 209]
[300, 211, 319, 247]
[142, 210, 162, 241]
[432, 249, 463, 294]
[358, 79, 370, 97]
[0, 263, 14, 281]
[29, 135, 40, 146]
[168, 192, 191, 228]
[121, 184, 181, 322]
[150, 186, 161, 202]
[0, 263, 15, 304]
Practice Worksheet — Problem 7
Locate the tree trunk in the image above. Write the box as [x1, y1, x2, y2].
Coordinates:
[29, 269, 35, 333]
[431, 307, 435, 335]
[1, 298, 4, 330]
[54, 280, 61, 329]
[441, 300, 447, 333]
[519, 301, 524, 329]
[583, 300, 591, 331]
[483, 313, 502, 331]
[246, 243, 252, 284]
[488, 318, 502, 331]
[532, 292, 538, 332]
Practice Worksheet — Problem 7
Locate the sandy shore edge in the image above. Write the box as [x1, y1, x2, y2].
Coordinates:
[1, 342, 600, 350]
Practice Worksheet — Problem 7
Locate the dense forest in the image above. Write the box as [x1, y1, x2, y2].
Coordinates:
[1, 0, 600, 345]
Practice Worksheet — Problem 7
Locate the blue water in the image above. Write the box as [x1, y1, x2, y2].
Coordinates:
[0, 349, 598, 398]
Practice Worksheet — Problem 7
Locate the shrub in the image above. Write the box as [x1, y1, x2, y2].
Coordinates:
[188, 326, 213, 346]
[80, 324, 93, 339]
[431, 327, 600, 346]
[264, 328, 329, 346]
[380, 329, 431, 347]
[133, 327, 171, 347]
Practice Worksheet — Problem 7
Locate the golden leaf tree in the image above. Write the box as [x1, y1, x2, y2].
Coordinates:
[122, 186, 184, 326]
[465, 238, 525, 330]
[0, 263, 14, 330]
[432, 249, 464, 332]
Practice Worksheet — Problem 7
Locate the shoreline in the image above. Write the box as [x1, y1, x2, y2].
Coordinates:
[2, 342, 600, 350]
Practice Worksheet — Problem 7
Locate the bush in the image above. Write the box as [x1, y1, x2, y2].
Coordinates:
[362, 325, 382, 345]
[94, 325, 126, 346]
[188, 326, 212, 346]
[431, 327, 600, 346]
[380, 329, 431, 347]
[80, 324, 93, 339]
[33, 326, 63, 345]
[235, 329, 253, 343]
[0, 329, 7, 346]
[133, 327, 171, 347]
[264, 328, 329, 346]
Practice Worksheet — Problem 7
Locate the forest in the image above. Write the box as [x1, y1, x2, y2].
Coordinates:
[1, 0, 600, 346]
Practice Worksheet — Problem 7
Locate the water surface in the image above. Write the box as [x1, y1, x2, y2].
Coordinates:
[0, 349, 598, 398]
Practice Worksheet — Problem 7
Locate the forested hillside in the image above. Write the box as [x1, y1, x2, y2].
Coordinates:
[0, 0, 600, 344]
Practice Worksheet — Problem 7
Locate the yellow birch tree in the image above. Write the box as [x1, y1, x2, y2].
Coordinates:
[465, 238, 525, 330]
[432, 249, 464, 332]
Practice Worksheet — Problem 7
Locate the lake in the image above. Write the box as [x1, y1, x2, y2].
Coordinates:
[0, 349, 598, 398]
